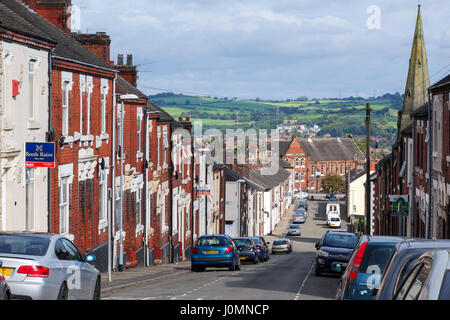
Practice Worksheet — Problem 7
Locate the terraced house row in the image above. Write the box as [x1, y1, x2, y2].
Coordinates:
[373, 6, 450, 239]
[0, 0, 293, 272]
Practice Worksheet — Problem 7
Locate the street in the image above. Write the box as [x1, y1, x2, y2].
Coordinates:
[102, 199, 348, 300]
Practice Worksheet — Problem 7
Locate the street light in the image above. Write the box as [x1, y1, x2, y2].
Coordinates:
[117, 94, 139, 272]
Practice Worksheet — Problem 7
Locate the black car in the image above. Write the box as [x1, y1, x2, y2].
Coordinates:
[315, 231, 359, 276]
[233, 237, 259, 264]
[376, 239, 450, 300]
[251, 237, 270, 262]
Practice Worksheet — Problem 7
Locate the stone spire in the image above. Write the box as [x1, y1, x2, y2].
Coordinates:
[397, 5, 430, 133]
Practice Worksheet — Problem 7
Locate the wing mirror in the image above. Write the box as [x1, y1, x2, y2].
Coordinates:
[0, 259, 2, 268]
[315, 242, 320, 250]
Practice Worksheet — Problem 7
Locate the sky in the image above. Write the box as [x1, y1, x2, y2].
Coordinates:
[72, 0, 450, 100]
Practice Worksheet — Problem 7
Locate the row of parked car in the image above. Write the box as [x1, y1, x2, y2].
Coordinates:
[190, 235, 272, 272]
[313, 229, 450, 300]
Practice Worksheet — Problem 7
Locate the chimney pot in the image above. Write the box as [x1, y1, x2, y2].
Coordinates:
[118, 54, 124, 65]
[127, 54, 133, 66]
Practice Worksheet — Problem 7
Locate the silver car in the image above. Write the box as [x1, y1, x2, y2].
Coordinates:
[287, 224, 301, 236]
[0, 232, 100, 300]
[271, 239, 293, 254]
[394, 249, 450, 300]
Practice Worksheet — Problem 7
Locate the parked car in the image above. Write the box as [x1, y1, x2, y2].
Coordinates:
[0, 232, 100, 300]
[271, 239, 292, 254]
[251, 237, 270, 262]
[191, 235, 241, 272]
[232, 237, 259, 264]
[256, 236, 270, 261]
[326, 192, 335, 199]
[297, 192, 308, 200]
[298, 199, 308, 211]
[0, 259, 11, 300]
[376, 239, 450, 300]
[394, 249, 450, 300]
[336, 235, 406, 300]
[315, 231, 359, 276]
[287, 224, 301, 236]
[292, 212, 305, 224]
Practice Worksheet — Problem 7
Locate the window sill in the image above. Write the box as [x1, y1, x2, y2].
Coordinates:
[136, 224, 144, 237]
[2, 123, 14, 131]
[100, 132, 109, 140]
[27, 121, 41, 130]
[98, 219, 108, 233]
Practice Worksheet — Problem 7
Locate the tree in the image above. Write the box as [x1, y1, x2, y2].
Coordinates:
[322, 174, 345, 193]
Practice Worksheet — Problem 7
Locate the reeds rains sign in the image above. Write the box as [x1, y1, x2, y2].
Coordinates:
[25, 142, 55, 168]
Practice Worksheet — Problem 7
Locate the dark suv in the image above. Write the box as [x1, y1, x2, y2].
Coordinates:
[336, 235, 406, 300]
[375, 239, 450, 300]
[315, 231, 359, 276]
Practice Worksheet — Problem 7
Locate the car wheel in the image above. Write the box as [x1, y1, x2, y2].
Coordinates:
[315, 265, 321, 276]
[229, 261, 236, 271]
[92, 277, 101, 300]
[57, 282, 68, 300]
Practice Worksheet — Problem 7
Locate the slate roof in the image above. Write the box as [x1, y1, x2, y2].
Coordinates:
[429, 74, 450, 91]
[0, 1, 55, 43]
[412, 103, 429, 118]
[249, 166, 291, 191]
[0, 0, 115, 71]
[278, 139, 293, 157]
[298, 138, 365, 162]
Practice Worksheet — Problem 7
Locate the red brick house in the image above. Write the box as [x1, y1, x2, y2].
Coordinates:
[280, 137, 364, 193]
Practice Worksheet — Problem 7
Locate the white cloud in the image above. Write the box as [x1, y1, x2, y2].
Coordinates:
[73, 0, 450, 99]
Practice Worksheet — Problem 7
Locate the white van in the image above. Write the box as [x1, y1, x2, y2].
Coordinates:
[326, 203, 340, 219]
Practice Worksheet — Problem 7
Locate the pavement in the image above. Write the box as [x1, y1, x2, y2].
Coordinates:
[100, 199, 328, 296]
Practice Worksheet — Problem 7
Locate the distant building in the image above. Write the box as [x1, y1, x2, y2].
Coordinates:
[279, 137, 365, 193]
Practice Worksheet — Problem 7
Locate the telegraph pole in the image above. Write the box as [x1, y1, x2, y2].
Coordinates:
[365, 103, 371, 235]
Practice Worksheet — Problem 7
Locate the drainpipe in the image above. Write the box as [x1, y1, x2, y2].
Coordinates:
[47, 47, 55, 233]
[109, 73, 118, 281]
[426, 90, 432, 239]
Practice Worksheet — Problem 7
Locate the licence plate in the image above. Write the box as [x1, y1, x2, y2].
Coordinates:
[0, 268, 12, 276]
[240, 257, 246, 260]
[205, 250, 218, 254]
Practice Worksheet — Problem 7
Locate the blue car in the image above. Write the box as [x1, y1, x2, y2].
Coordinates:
[191, 235, 241, 272]
[336, 235, 406, 300]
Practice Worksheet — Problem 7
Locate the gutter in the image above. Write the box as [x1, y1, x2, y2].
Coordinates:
[53, 55, 117, 74]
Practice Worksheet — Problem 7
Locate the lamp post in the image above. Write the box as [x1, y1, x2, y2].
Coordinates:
[117, 94, 139, 272]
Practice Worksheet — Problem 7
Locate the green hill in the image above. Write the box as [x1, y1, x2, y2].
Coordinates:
[149, 92, 403, 144]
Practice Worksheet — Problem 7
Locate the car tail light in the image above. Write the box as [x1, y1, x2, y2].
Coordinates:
[192, 247, 199, 254]
[347, 241, 368, 286]
[257, 245, 262, 250]
[224, 246, 233, 254]
[17, 265, 50, 278]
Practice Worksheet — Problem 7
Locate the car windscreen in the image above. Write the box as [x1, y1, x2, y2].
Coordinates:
[289, 225, 300, 229]
[233, 239, 252, 248]
[197, 237, 230, 246]
[251, 238, 263, 245]
[273, 240, 287, 245]
[331, 218, 340, 221]
[323, 233, 358, 249]
[439, 270, 450, 300]
[0, 235, 50, 256]
[359, 244, 396, 275]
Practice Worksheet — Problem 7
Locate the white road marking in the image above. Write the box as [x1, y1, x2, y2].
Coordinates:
[294, 259, 316, 300]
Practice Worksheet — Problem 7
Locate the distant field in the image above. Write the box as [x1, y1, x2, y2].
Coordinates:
[149, 93, 402, 143]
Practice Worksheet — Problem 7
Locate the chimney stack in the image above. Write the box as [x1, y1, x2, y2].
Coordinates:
[115, 53, 138, 87]
[72, 32, 114, 65]
[21, 0, 72, 35]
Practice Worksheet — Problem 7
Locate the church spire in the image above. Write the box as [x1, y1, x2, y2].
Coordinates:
[397, 4, 430, 133]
